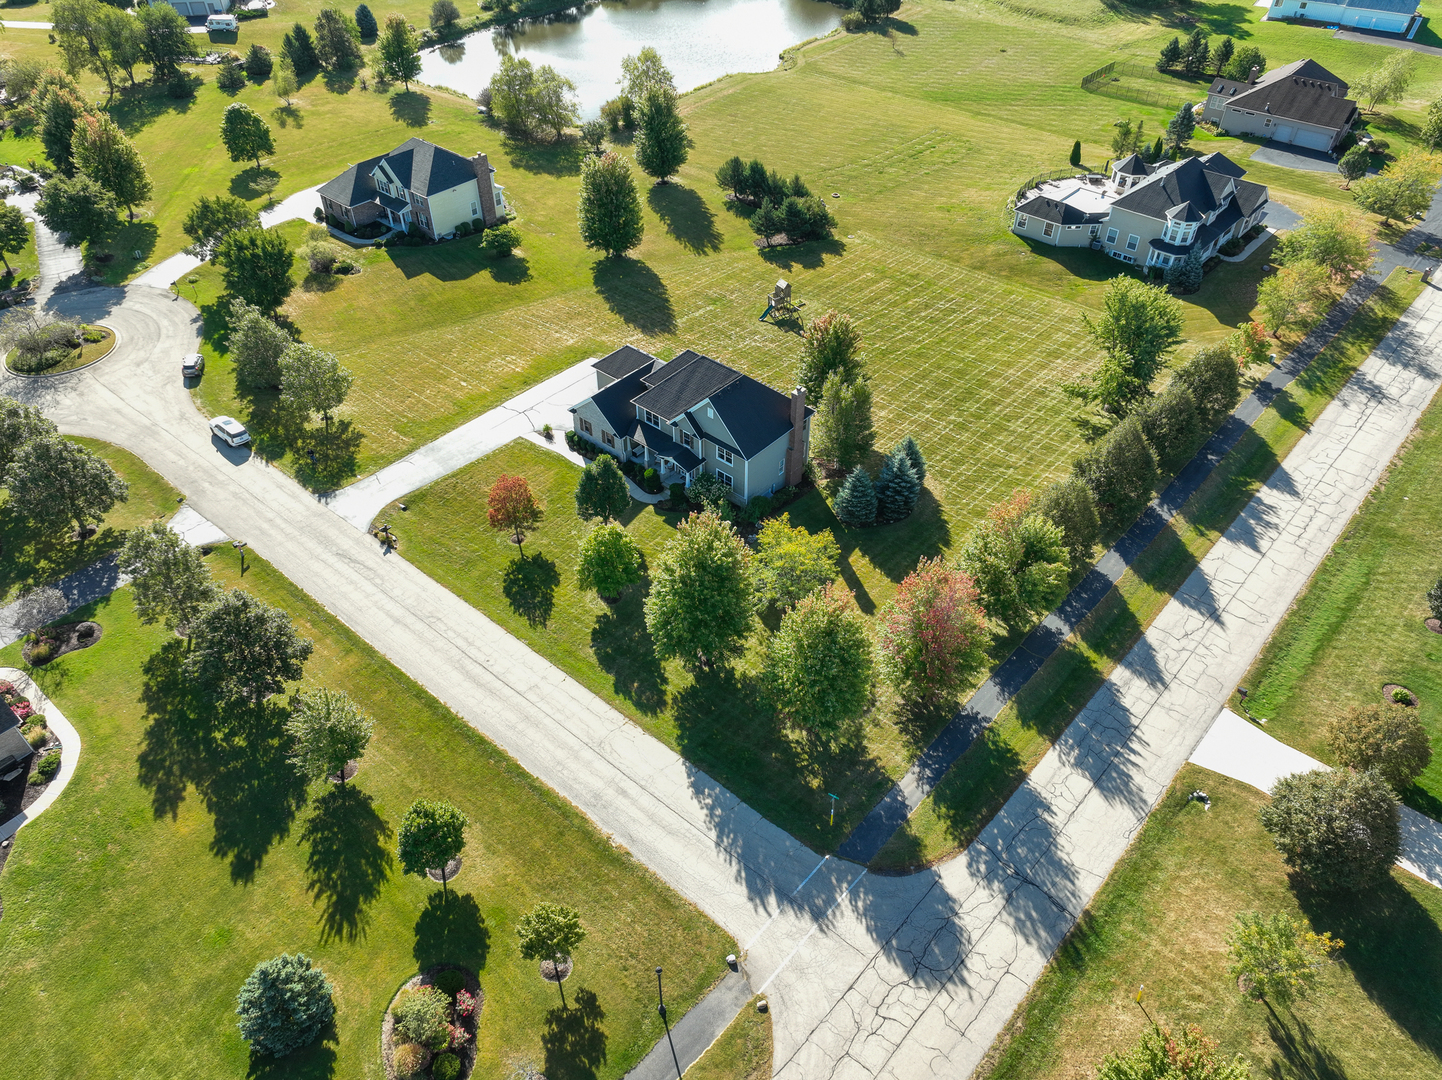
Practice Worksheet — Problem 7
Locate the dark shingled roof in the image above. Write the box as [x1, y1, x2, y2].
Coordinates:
[629, 422, 703, 472]
[318, 155, 386, 206]
[1014, 195, 1107, 226]
[1234, 179, 1269, 216]
[1208, 58, 1356, 131]
[0, 725, 32, 780]
[1344, 0, 1418, 12]
[710, 375, 806, 458]
[593, 345, 658, 381]
[583, 362, 660, 436]
[1112, 153, 1247, 222]
[1113, 153, 1151, 177]
[0, 700, 20, 734]
[633, 353, 741, 420]
[318, 138, 480, 208]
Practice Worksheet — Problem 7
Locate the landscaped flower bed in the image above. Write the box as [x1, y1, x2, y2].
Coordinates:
[381, 965, 483, 1080]
[21, 621, 102, 666]
[2, 317, 114, 375]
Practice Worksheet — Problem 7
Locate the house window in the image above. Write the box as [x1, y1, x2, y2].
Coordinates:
[644, 409, 664, 428]
[1264, 117, 1272, 127]
[681, 432, 694, 450]
[716, 446, 734, 465]
[1106, 227, 1119, 245]
[471, 201, 480, 217]
[1125, 234, 1140, 251]
[778, 458, 785, 476]
[580, 418, 593, 436]
[1016, 213, 1029, 229]
[602, 430, 616, 448]
[716, 470, 733, 489]
[1089, 224, 1101, 237]
[1043, 221, 1056, 238]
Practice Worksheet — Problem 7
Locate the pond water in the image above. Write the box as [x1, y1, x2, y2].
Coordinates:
[417, 0, 842, 118]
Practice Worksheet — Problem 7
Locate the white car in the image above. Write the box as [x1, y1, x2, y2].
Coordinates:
[210, 416, 251, 447]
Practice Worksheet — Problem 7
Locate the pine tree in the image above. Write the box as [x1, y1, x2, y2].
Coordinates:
[1211, 36, 1235, 76]
[1157, 36, 1182, 72]
[354, 3, 378, 38]
[1175, 246, 1204, 293]
[1166, 100, 1196, 154]
[875, 452, 920, 524]
[282, 22, 320, 72]
[896, 435, 925, 485]
[834, 465, 877, 528]
[1182, 29, 1209, 77]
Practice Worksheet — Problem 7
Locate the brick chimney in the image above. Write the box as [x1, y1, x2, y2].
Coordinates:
[1247, 65, 1260, 85]
[784, 386, 808, 488]
[469, 152, 499, 226]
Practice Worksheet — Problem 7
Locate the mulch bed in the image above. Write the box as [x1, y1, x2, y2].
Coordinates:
[329, 760, 360, 783]
[753, 232, 803, 249]
[22, 621, 102, 665]
[1383, 683, 1419, 707]
[426, 856, 463, 883]
[540, 958, 573, 984]
[381, 965, 483, 1080]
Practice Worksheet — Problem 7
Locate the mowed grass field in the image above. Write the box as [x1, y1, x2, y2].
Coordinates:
[1239, 353, 1442, 818]
[0, 538, 731, 1080]
[978, 766, 1442, 1080]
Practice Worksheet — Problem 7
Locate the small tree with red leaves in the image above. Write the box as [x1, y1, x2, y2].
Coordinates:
[876, 556, 990, 703]
[487, 474, 544, 557]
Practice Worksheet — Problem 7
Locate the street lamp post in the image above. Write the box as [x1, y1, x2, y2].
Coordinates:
[232, 539, 248, 576]
[656, 967, 682, 1080]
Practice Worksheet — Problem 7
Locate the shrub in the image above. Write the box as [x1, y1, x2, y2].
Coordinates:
[1428, 576, 1442, 620]
[455, 989, 478, 1017]
[642, 467, 662, 493]
[841, 10, 865, 30]
[391, 1042, 430, 1077]
[1327, 703, 1431, 790]
[1260, 768, 1400, 891]
[26, 642, 52, 663]
[391, 985, 450, 1051]
[300, 240, 348, 273]
[471, 217, 486, 233]
[688, 470, 730, 512]
[235, 954, 335, 1057]
[1097, 1024, 1249, 1080]
[1393, 686, 1413, 704]
[31, 752, 59, 783]
[669, 482, 686, 505]
[217, 63, 247, 91]
[432, 969, 466, 996]
[1369, 137, 1390, 154]
[455, 220, 472, 237]
[740, 494, 772, 525]
[333, 259, 355, 274]
[1137, 384, 1203, 473]
[433, 1053, 461, 1080]
[481, 222, 522, 257]
[23, 723, 48, 749]
[1072, 416, 1158, 530]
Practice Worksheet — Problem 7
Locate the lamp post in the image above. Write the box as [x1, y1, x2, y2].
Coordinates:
[1237, 686, 1264, 723]
[656, 967, 682, 1080]
[232, 539, 248, 576]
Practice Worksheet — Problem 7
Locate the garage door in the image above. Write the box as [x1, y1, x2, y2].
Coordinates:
[1273, 125, 1294, 143]
[1293, 127, 1331, 151]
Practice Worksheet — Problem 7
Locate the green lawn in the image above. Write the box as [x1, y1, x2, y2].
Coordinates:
[685, 995, 772, 1080]
[872, 269, 1428, 871]
[0, 437, 181, 604]
[977, 766, 1442, 1080]
[0, 542, 731, 1079]
[1239, 341, 1442, 819]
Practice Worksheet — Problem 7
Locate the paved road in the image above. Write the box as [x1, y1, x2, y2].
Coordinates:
[8, 216, 1442, 1076]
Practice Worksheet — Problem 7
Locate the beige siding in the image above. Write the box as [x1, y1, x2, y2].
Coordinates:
[422, 181, 484, 237]
[1010, 213, 1097, 248]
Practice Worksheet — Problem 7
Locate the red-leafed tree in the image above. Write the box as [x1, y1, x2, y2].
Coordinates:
[487, 473, 544, 557]
[876, 556, 990, 703]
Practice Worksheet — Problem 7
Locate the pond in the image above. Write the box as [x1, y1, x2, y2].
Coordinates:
[417, 0, 843, 118]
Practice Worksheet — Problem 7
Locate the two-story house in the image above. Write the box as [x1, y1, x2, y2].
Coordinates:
[1012, 151, 1269, 273]
[1201, 58, 1358, 152]
[318, 137, 508, 240]
[569, 346, 812, 504]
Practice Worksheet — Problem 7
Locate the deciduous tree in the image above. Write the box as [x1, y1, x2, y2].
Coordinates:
[956, 490, 1069, 632]
[877, 557, 989, 703]
[1072, 415, 1158, 530]
[4, 434, 128, 539]
[215, 227, 296, 311]
[1035, 476, 1098, 572]
[1221, 44, 1265, 83]
[0, 204, 31, 276]
[285, 687, 373, 784]
[235, 954, 335, 1058]
[0, 395, 56, 472]
[517, 903, 585, 1008]
[764, 581, 872, 736]
[575, 522, 643, 601]
[1255, 259, 1331, 338]
[797, 310, 864, 400]
[811, 373, 874, 473]
[1110, 117, 1144, 157]
[313, 7, 364, 70]
[618, 46, 674, 101]
[1281, 207, 1372, 279]
[577, 150, 644, 257]
[634, 86, 690, 183]
[71, 111, 152, 219]
[274, 52, 298, 104]
[1227, 911, 1341, 1006]
[52, 0, 121, 100]
[220, 102, 276, 169]
[35, 173, 117, 246]
[430, 0, 460, 29]
[377, 13, 421, 89]
[135, 0, 191, 80]
[1327, 703, 1432, 791]
[1261, 768, 1400, 890]
[280, 342, 353, 430]
[118, 521, 220, 639]
[38, 83, 95, 176]
[1352, 51, 1415, 113]
[644, 509, 752, 670]
[1352, 148, 1442, 225]
[530, 64, 579, 139]
[1171, 343, 1242, 428]
[574, 453, 630, 523]
[487, 473, 544, 556]
[1136, 384, 1202, 473]
[184, 589, 314, 706]
[751, 512, 839, 611]
[579, 118, 607, 153]
[183, 194, 261, 260]
[398, 798, 468, 891]
[1065, 278, 1184, 416]
[1338, 143, 1370, 188]
[228, 299, 292, 387]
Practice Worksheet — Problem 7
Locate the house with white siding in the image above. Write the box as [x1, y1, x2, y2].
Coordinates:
[1263, 0, 1421, 35]
[569, 346, 812, 504]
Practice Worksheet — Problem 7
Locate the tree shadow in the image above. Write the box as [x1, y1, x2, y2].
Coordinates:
[541, 988, 607, 1080]
[246, 1018, 338, 1079]
[389, 89, 431, 127]
[502, 135, 586, 177]
[294, 420, 365, 490]
[105, 79, 198, 135]
[301, 269, 345, 293]
[136, 640, 309, 883]
[758, 236, 847, 272]
[413, 890, 491, 971]
[646, 185, 722, 254]
[436, 40, 465, 63]
[1263, 1009, 1350, 1080]
[272, 104, 305, 129]
[487, 254, 532, 284]
[301, 784, 394, 943]
[591, 257, 676, 335]
[229, 165, 282, 201]
[322, 67, 358, 94]
[589, 588, 667, 714]
[502, 552, 559, 626]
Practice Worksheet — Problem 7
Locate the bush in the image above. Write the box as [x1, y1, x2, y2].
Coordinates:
[391, 1042, 430, 1078]
[235, 953, 335, 1057]
[1427, 576, 1442, 620]
[669, 482, 687, 505]
[26, 642, 52, 663]
[1327, 703, 1431, 791]
[1260, 768, 1400, 891]
[1369, 137, 1390, 154]
[688, 470, 730, 512]
[300, 240, 349, 274]
[30, 751, 59, 783]
[22, 723, 48, 749]
[432, 1053, 460, 1080]
[841, 10, 865, 30]
[1071, 416, 1158, 531]
[432, 970, 466, 996]
[1137, 384, 1203, 473]
[391, 985, 450, 1051]
[481, 223, 522, 257]
[455, 220, 472, 237]
[168, 71, 199, 99]
[1393, 686, 1412, 704]
[471, 217, 486, 233]
[1219, 236, 1247, 256]
[741, 494, 772, 525]
[333, 259, 355, 274]
[642, 467, 662, 493]
[82, 327, 105, 343]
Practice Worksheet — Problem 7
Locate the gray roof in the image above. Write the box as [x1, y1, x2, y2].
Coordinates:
[1015, 194, 1107, 226]
[710, 374, 805, 458]
[1113, 153, 1151, 177]
[1208, 58, 1356, 131]
[593, 345, 658, 381]
[1234, 179, 1269, 216]
[1112, 153, 1250, 222]
[629, 421, 703, 472]
[584, 361, 661, 436]
[633, 352, 742, 421]
[1343, 0, 1417, 11]
[318, 138, 479, 208]
[0, 700, 20, 734]
[0, 725, 32, 776]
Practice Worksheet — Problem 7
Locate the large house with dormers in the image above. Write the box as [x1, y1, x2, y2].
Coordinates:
[1011, 151, 1269, 273]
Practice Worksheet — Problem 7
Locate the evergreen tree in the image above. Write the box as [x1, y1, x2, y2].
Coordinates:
[282, 23, 320, 73]
[716, 154, 746, 195]
[1069, 140, 1081, 168]
[313, 8, 363, 70]
[577, 151, 644, 256]
[874, 451, 920, 524]
[354, 2, 378, 38]
[1211, 35, 1235, 76]
[1181, 29, 1209, 77]
[1165, 100, 1196, 154]
[244, 43, 273, 79]
[834, 465, 877, 528]
[633, 86, 690, 183]
[895, 435, 926, 485]
[1175, 245, 1204, 292]
[1156, 35, 1182, 72]
[235, 954, 334, 1058]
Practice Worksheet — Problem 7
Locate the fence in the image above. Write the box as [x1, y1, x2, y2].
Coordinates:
[1081, 59, 1191, 113]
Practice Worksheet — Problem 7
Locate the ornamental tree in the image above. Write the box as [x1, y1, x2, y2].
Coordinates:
[228, 299, 293, 388]
[118, 522, 220, 639]
[1228, 321, 1272, 371]
[1326, 703, 1432, 791]
[956, 490, 1069, 632]
[220, 102, 276, 169]
[216, 227, 296, 312]
[575, 522, 644, 601]
[487, 474, 544, 557]
[0, 204, 29, 276]
[377, 13, 421, 90]
[1096, 1024, 1250, 1080]
[618, 46, 675, 101]
[763, 581, 872, 737]
[1035, 476, 1099, 572]
[1227, 910, 1342, 1006]
[273, 53, 298, 105]
[634, 86, 690, 183]
[1352, 50, 1415, 113]
[574, 453, 630, 523]
[517, 902, 585, 1008]
[751, 512, 839, 612]
[285, 687, 374, 785]
[35, 173, 118, 246]
[812, 374, 874, 474]
[391, 985, 450, 1051]
[876, 556, 990, 703]
[4, 434, 128, 540]
[644, 510, 752, 670]
[235, 953, 335, 1058]
[1281, 207, 1373, 279]
[577, 150, 644, 257]
[71, 111, 151, 219]
[0, 395, 57, 473]
[398, 798, 469, 892]
[1430, 576, 1442, 620]
[480, 223, 522, 257]
[1071, 415, 1158, 531]
[797, 310, 864, 402]
[280, 343, 353, 431]
[183, 194, 261, 260]
[184, 589, 314, 706]
[1260, 768, 1400, 891]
